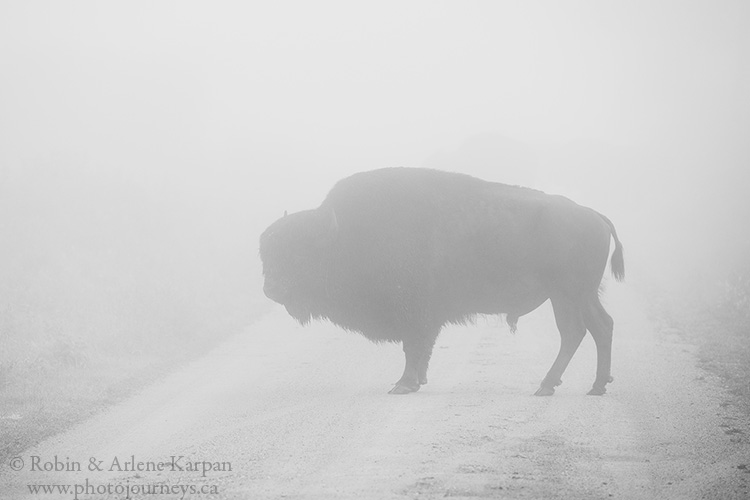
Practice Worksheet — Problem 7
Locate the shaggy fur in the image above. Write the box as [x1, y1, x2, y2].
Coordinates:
[259, 167, 624, 395]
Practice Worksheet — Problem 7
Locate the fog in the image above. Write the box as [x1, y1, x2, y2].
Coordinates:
[2, 3, 750, 496]
[0, 1, 748, 399]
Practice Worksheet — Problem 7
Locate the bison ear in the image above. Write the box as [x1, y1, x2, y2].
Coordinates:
[315, 205, 338, 248]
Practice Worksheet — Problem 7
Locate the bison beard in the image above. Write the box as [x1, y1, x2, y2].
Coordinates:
[259, 167, 624, 396]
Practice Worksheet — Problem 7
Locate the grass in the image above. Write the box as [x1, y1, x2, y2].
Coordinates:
[0, 299, 269, 464]
[694, 271, 750, 405]
[0, 164, 272, 463]
[647, 267, 750, 412]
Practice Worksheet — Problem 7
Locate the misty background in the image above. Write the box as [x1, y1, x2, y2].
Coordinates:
[0, 1, 748, 453]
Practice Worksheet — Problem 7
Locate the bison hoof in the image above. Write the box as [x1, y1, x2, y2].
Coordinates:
[389, 383, 420, 395]
[587, 386, 607, 396]
[588, 377, 613, 396]
[534, 386, 555, 396]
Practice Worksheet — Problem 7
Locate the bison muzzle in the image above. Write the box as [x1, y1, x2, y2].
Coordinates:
[259, 167, 624, 396]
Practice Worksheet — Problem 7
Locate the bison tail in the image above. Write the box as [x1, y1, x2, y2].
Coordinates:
[597, 211, 625, 282]
[610, 240, 625, 282]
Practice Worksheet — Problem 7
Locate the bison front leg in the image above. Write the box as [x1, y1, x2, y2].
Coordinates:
[389, 334, 437, 395]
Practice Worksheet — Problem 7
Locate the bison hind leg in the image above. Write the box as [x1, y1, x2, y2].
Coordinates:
[583, 296, 615, 396]
[535, 296, 586, 396]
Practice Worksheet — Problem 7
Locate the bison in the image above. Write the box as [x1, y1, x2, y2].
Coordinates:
[259, 167, 624, 396]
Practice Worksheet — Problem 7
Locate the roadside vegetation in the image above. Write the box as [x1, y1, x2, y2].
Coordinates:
[0, 164, 269, 463]
[648, 264, 750, 413]
[694, 268, 750, 404]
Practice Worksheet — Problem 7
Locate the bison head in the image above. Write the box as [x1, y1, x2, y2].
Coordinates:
[259, 205, 338, 323]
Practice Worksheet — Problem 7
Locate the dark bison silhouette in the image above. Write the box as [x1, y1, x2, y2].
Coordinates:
[259, 167, 624, 395]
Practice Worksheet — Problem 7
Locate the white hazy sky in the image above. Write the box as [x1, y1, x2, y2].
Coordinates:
[1, 1, 748, 271]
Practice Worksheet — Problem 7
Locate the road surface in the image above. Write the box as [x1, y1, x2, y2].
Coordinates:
[2, 283, 749, 499]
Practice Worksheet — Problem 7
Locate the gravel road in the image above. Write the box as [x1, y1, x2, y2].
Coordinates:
[3, 283, 749, 499]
